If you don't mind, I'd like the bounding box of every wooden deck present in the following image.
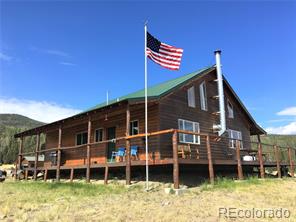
[16,129,295,188]
[26,158,290,173]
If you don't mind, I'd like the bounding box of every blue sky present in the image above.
[0,1,296,134]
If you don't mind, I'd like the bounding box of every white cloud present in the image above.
[45,49,69,57]
[0,52,13,61]
[277,107,296,116]
[60,62,76,66]
[265,106,296,135]
[0,98,82,123]
[266,122,296,135]
[30,46,69,57]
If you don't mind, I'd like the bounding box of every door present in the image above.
[107,127,116,161]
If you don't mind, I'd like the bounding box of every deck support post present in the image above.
[44,169,48,182]
[257,135,265,178]
[34,133,40,180]
[206,135,214,184]
[56,126,62,182]
[25,169,28,180]
[288,147,294,178]
[104,166,109,185]
[70,168,74,182]
[236,140,243,180]
[274,145,281,178]
[86,116,92,183]
[16,137,24,180]
[172,130,179,189]
[125,105,131,185]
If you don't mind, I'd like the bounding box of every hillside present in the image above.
[0,114,44,130]
[0,114,45,164]
[252,134,296,147]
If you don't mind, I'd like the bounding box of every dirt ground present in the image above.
[0,176,295,222]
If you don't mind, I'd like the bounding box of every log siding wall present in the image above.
[158,70,251,160]
[43,70,253,166]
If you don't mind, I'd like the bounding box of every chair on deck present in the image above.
[178,144,199,159]
[111,147,126,162]
[131,146,139,160]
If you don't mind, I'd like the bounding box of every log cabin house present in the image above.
[15,63,295,187]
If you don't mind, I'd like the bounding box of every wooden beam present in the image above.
[104,166,109,185]
[86,116,92,183]
[16,137,23,180]
[236,140,243,180]
[274,145,281,178]
[56,126,62,182]
[25,169,28,180]
[172,130,179,189]
[257,135,265,178]
[125,105,131,185]
[44,169,48,182]
[206,135,214,184]
[70,168,74,182]
[34,133,40,180]
[288,147,294,178]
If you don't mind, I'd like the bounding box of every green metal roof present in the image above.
[84,66,215,113]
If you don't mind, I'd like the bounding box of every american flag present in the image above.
[146,32,183,70]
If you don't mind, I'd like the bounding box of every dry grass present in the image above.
[0,178,295,222]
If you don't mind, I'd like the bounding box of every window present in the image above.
[95,128,104,142]
[130,120,139,135]
[228,129,243,149]
[199,81,207,111]
[178,119,200,144]
[76,132,88,145]
[187,86,196,108]
[227,100,234,118]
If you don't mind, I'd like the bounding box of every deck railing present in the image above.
[15,129,296,188]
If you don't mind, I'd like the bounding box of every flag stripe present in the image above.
[148,54,179,70]
[160,44,184,53]
[147,52,181,66]
[146,48,181,62]
[147,54,179,67]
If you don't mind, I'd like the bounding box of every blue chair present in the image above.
[131,146,139,160]
[110,147,126,162]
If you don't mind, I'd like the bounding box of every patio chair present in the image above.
[178,144,199,159]
[131,146,139,160]
[111,147,126,162]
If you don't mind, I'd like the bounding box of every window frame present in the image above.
[227,99,234,118]
[94,128,104,142]
[187,86,196,108]
[199,81,208,111]
[130,120,139,136]
[75,131,88,146]
[178,119,200,145]
[227,129,243,149]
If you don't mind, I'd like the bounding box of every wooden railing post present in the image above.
[86,116,92,183]
[257,135,265,178]
[125,105,131,185]
[206,135,214,184]
[34,133,40,180]
[236,140,243,180]
[274,145,281,178]
[16,137,23,180]
[288,147,294,178]
[172,130,179,189]
[56,126,62,182]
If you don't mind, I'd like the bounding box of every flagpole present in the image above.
[144,22,149,191]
